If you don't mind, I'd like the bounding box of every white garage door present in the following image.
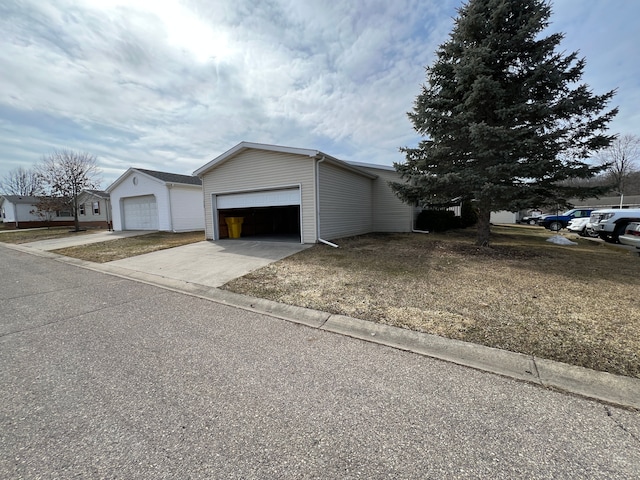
[217,188,300,209]
[123,195,158,230]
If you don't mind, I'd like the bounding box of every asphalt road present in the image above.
[1,245,639,479]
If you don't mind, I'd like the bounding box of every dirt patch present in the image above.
[224,228,640,378]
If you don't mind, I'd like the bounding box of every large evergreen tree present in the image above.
[392,0,617,246]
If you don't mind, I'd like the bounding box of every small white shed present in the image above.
[106,168,204,232]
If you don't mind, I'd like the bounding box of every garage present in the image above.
[122,195,158,230]
[214,188,301,241]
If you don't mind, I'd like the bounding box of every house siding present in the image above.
[0,198,75,228]
[357,166,414,232]
[77,194,112,228]
[201,150,316,243]
[169,185,205,232]
[318,162,373,240]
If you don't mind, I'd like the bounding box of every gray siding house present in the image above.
[193,142,414,244]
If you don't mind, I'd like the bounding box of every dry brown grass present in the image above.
[0,227,96,243]
[52,231,205,262]
[224,226,640,378]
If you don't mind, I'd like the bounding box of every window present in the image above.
[79,203,86,215]
[56,210,72,217]
[93,201,100,215]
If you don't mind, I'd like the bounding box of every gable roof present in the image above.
[135,168,202,186]
[106,167,202,192]
[193,141,377,179]
[0,195,40,205]
[80,189,110,199]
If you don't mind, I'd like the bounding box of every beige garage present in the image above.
[194,142,415,244]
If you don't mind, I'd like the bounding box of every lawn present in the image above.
[0,226,96,243]
[223,225,640,378]
[51,231,205,262]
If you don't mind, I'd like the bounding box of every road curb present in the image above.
[3,241,639,410]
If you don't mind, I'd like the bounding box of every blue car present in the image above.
[538,209,594,232]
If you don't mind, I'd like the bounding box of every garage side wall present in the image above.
[110,174,170,231]
[318,162,373,240]
[169,186,205,232]
[358,167,414,232]
[201,150,316,242]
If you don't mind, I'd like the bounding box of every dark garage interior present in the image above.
[218,205,300,241]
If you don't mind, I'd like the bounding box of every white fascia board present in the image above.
[105,168,136,193]
[347,160,396,172]
[105,168,164,192]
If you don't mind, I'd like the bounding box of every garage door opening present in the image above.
[218,205,300,242]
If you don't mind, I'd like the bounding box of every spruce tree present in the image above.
[392,0,617,246]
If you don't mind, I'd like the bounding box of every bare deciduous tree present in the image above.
[37,150,102,232]
[597,134,640,195]
[0,166,43,196]
[30,196,69,229]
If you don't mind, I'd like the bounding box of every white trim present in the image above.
[348,160,396,172]
[106,168,201,193]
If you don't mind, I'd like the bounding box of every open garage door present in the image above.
[214,188,301,242]
[123,195,158,230]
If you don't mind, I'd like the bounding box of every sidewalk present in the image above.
[3,240,639,410]
[15,230,151,251]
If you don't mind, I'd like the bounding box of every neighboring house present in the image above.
[77,190,112,229]
[106,168,204,232]
[0,195,74,229]
[193,142,414,244]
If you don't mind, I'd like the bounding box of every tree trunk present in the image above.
[73,196,80,232]
[475,204,491,247]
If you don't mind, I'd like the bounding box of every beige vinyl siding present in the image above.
[201,150,316,242]
[318,162,373,240]
[358,166,414,232]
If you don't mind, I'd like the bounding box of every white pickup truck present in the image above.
[589,208,640,243]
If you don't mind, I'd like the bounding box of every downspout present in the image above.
[167,183,174,232]
[106,196,112,231]
[315,155,339,248]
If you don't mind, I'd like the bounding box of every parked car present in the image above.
[589,208,640,243]
[618,222,640,249]
[566,217,590,235]
[538,208,594,232]
[520,213,543,225]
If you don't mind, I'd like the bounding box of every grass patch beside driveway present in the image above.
[0,226,96,244]
[223,226,640,378]
[52,231,205,262]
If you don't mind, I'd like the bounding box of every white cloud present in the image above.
[0,0,637,189]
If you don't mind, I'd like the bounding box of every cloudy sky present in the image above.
[1,0,639,189]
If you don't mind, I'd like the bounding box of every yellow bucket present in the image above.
[225,217,244,239]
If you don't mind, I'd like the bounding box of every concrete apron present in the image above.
[105,239,311,288]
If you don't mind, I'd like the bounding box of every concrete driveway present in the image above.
[106,239,311,288]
